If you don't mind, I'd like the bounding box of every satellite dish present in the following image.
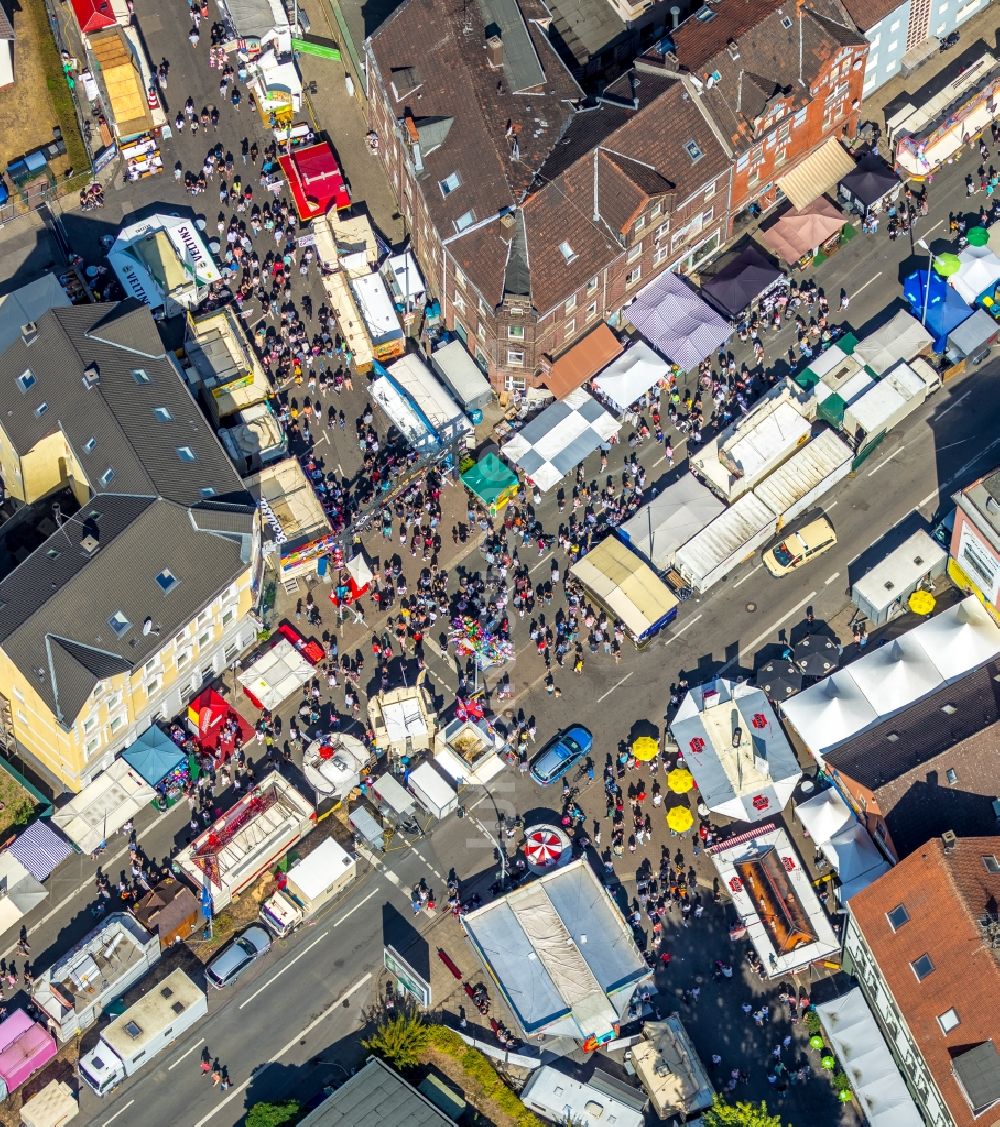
[143,617,153,636]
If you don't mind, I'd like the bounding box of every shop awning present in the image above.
[543,323,623,399]
[778,138,856,210]
[121,726,186,787]
[570,537,678,642]
[627,271,732,371]
[279,142,350,221]
[758,197,847,265]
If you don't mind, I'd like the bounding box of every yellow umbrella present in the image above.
[632,736,659,762]
[666,805,694,833]
[908,590,936,616]
[667,768,694,794]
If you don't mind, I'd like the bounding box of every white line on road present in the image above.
[333,888,379,926]
[937,389,973,418]
[734,565,763,589]
[383,868,404,889]
[867,446,905,476]
[102,1100,135,1126]
[827,499,839,510]
[824,571,841,586]
[720,590,818,668]
[922,219,944,238]
[168,1040,205,1070]
[671,613,704,638]
[530,551,553,574]
[918,435,1000,508]
[193,974,374,1127]
[597,671,633,702]
[853,271,884,297]
[240,929,333,1010]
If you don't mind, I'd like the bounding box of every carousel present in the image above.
[523,824,572,873]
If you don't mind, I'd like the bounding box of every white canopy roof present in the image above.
[815,989,922,1127]
[950,244,1000,305]
[385,353,472,444]
[618,475,724,571]
[670,679,802,822]
[795,787,853,843]
[570,536,678,642]
[852,310,933,375]
[782,596,1000,758]
[238,638,314,712]
[52,759,156,854]
[287,837,354,902]
[591,341,670,413]
[0,854,47,936]
[795,789,890,901]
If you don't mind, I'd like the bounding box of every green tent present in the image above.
[461,452,518,514]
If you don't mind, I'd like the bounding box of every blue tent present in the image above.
[121,726,185,787]
[903,269,972,352]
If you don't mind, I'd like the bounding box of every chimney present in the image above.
[486,35,504,68]
[941,830,956,854]
[83,362,100,388]
[20,322,38,345]
[727,38,740,60]
[80,530,100,554]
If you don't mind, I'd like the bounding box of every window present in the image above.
[198,608,213,627]
[108,713,125,734]
[736,153,749,171]
[587,275,599,294]
[886,904,909,931]
[154,407,172,422]
[946,767,958,785]
[565,294,577,313]
[200,487,217,499]
[656,222,668,242]
[47,548,59,559]
[132,368,150,384]
[221,607,237,628]
[704,180,715,201]
[85,734,102,758]
[702,207,715,226]
[16,711,26,725]
[794,107,808,127]
[177,446,196,462]
[35,402,48,417]
[144,676,161,697]
[654,244,670,266]
[439,171,461,196]
[83,437,97,453]
[506,350,525,367]
[627,242,643,263]
[559,241,577,263]
[453,292,466,314]
[224,642,240,663]
[564,320,576,338]
[911,954,934,981]
[198,630,212,650]
[12,687,24,703]
[634,215,646,231]
[626,266,642,288]
[108,611,131,638]
[507,325,525,340]
[156,568,179,594]
[586,301,598,320]
[937,1009,960,1034]
[100,468,115,487]
[984,855,1000,874]
[16,370,36,393]
[454,268,466,290]
[106,691,123,709]
[650,202,661,220]
[684,140,703,162]
[455,210,475,232]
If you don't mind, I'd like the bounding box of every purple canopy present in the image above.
[8,821,73,880]
[628,272,733,371]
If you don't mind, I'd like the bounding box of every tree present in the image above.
[703,1095,783,1127]
[245,1099,302,1127]
[362,1012,429,1070]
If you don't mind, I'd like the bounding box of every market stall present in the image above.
[617,475,724,572]
[52,759,156,855]
[501,386,619,492]
[186,689,255,758]
[591,341,670,414]
[569,536,679,645]
[838,148,900,217]
[385,354,473,448]
[851,310,932,375]
[794,789,890,903]
[626,270,732,371]
[523,824,571,873]
[121,725,189,807]
[71,0,121,34]
[758,197,847,267]
[368,684,436,762]
[248,457,335,579]
[947,307,998,364]
[902,269,972,352]
[253,49,302,118]
[752,429,853,527]
[461,451,519,516]
[0,854,47,936]
[351,272,404,362]
[109,213,221,316]
[430,340,493,416]
[330,552,373,609]
[89,27,155,145]
[238,637,315,711]
[322,270,373,372]
[407,761,458,820]
[701,244,784,321]
[7,821,73,881]
[674,492,778,594]
[301,734,370,802]
[278,142,350,221]
[851,530,947,627]
[433,713,506,787]
[841,360,940,444]
[0,1011,58,1101]
[386,251,426,308]
[19,1079,79,1127]
[949,244,1000,306]
[542,323,623,400]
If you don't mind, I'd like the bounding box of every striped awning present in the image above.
[777,138,856,211]
[8,822,74,880]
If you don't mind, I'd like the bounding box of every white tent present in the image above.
[795,787,853,843]
[816,989,922,1127]
[591,341,670,413]
[912,594,1000,679]
[238,638,315,711]
[52,759,156,855]
[852,310,933,375]
[19,1079,79,1127]
[795,789,889,902]
[950,244,1000,305]
[618,476,724,571]
[780,670,878,757]
[0,854,47,935]
[502,387,620,492]
[569,537,678,643]
[385,353,472,446]
[847,634,943,715]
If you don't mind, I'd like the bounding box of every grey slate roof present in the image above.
[479,0,546,92]
[0,302,250,508]
[300,1059,452,1126]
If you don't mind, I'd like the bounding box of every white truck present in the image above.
[79,969,208,1097]
[259,836,357,938]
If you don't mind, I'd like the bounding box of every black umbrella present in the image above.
[794,635,840,677]
[756,659,803,700]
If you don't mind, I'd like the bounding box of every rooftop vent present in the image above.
[83,363,100,388]
[80,531,100,554]
[727,38,740,60]
[942,829,957,853]
[21,322,38,345]
[500,212,517,230]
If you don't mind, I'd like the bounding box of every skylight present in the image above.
[108,611,131,638]
[911,954,934,981]
[455,210,475,232]
[886,904,909,931]
[35,402,48,417]
[200,487,217,499]
[83,437,97,453]
[685,140,704,162]
[177,446,197,462]
[156,568,179,594]
[154,407,172,422]
[439,171,461,197]
[100,468,115,486]
[559,241,577,263]
[16,370,36,393]
[132,369,151,384]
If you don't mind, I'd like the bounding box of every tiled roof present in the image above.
[849,836,1000,1127]
[301,1058,452,1126]
[0,5,13,39]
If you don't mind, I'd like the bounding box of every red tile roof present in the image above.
[849,836,1000,1127]
[838,0,903,32]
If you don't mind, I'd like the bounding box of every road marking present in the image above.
[671,613,704,638]
[383,868,404,889]
[922,219,944,237]
[168,1040,205,1070]
[103,1100,135,1126]
[240,929,333,1009]
[824,571,841,586]
[720,590,818,668]
[867,446,904,476]
[853,271,883,297]
[333,888,379,926]
[827,499,839,511]
[597,671,633,703]
[734,564,763,588]
[937,389,972,418]
[192,974,374,1127]
[530,551,553,574]
[924,435,1000,506]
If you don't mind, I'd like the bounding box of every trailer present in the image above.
[675,494,777,593]
[259,836,357,938]
[841,359,940,444]
[79,970,208,1097]
[407,762,459,821]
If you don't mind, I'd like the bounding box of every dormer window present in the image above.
[439,171,461,197]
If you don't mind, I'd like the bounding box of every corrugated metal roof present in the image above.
[752,429,852,516]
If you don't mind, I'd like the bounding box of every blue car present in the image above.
[530,726,593,785]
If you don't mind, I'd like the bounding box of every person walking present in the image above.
[200,1048,212,1076]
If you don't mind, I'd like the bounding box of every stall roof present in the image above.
[794,789,890,902]
[948,307,998,358]
[701,244,783,320]
[815,990,922,1127]
[238,638,315,711]
[632,1017,714,1119]
[408,762,456,810]
[351,273,402,346]
[279,143,350,220]
[0,854,46,937]
[752,429,852,518]
[387,252,425,301]
[627,271,732,371]
[461,452,518,508]
[502,386,619,492]
[462,859,648,1037]
[225,0,289,37]
[288,837,354,901]
[570,536,678,641]
[839,148,899,207]
[19,1078,78,1127]
[52,759,156,854]
[8,822,73,882]
[591,341,670,413]
[758,197,847,265]
[543,324,623,399]
[674,493,776,588]
[0,1010,57,1093]
[951,244,1000,305]
[430,340,493,412]
[121,726,185,787]
[618,475,724,571]
[851,530,946,619]
[670,679,802,822]
[89,28,153,139]
[777,138,855,210]
[247,457,332,550]
[852,310,933,375]
[386,353,472,442]
[71,0,117,33]
[370,375,434,452]
[903,269,972,352]
[372,772,417,816]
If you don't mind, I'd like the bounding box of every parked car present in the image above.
[763,517,837,577]
[530,726,593,785]
[206,925,271,989]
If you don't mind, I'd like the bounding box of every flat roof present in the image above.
[102,969,203,1055]
[288,837,354,901]
[248,457,332,545]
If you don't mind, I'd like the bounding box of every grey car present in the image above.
[206,925,272,989]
